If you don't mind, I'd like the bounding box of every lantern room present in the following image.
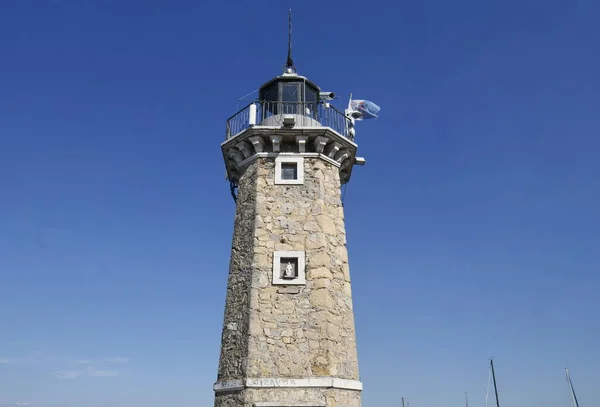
[257,73,322,126]
[260,73,320,106]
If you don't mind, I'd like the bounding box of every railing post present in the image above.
[248,103,257,127]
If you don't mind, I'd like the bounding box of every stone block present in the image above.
[309,267,333,279]
[316,215,337,236]
[309,289,334,309]
[277,287,301,294]
[309,252,331,268]
[313,279,331,289]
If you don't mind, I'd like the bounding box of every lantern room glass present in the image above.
[260,79,319,119]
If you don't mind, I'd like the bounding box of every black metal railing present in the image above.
[225,104,253,141]
[225,101,352,140]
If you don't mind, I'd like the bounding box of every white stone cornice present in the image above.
[316,153,343,168]
[221,126,357,150]
[222,127,358,184]
[214,377,363,393]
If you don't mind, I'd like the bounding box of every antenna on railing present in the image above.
[236,88,259,111]
[238,89,259,102]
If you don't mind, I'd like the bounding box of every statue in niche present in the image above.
[283,261,295,278]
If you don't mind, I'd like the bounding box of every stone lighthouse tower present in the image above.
[214,16,365,407]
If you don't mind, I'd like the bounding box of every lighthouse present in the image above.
[214,13,370,407]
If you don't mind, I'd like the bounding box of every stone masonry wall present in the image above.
[247,157,360,380]
[216,161,259,380]
[215,155,361,407]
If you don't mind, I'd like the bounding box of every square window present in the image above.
[273,251,305,285]
[280,163,298,180]
[275,156,304,185]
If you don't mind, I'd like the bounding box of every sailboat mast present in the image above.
[402,397,405,407]
[465,390,469,407]
[484,367,491,407]
[565,367,580,407]
[490,359,500,407]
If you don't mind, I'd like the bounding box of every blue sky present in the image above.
[0,0,599,406]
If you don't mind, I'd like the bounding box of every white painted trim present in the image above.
[331,378,363,390]
[315,153,342,168]
[275,156,304,185]
[254,403,326,407]
[214,377,363,393]
[273,251,306,285]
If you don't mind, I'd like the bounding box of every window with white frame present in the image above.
[272,251,306,285]
[275,156,304,185]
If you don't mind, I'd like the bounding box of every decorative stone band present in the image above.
[213,377,363,393]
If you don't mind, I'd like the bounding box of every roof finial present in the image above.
[284,9,296,74]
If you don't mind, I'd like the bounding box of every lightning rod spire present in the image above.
[284,9,296,74]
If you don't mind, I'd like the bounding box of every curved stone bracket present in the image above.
[313,136,329,154]
[335,149,350,164]
[270,135,282,152]
[325,142,342,159]
[236,141,253,159]
[228,148,245,169]
[296,135,309,153]
[249,136,265,153]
